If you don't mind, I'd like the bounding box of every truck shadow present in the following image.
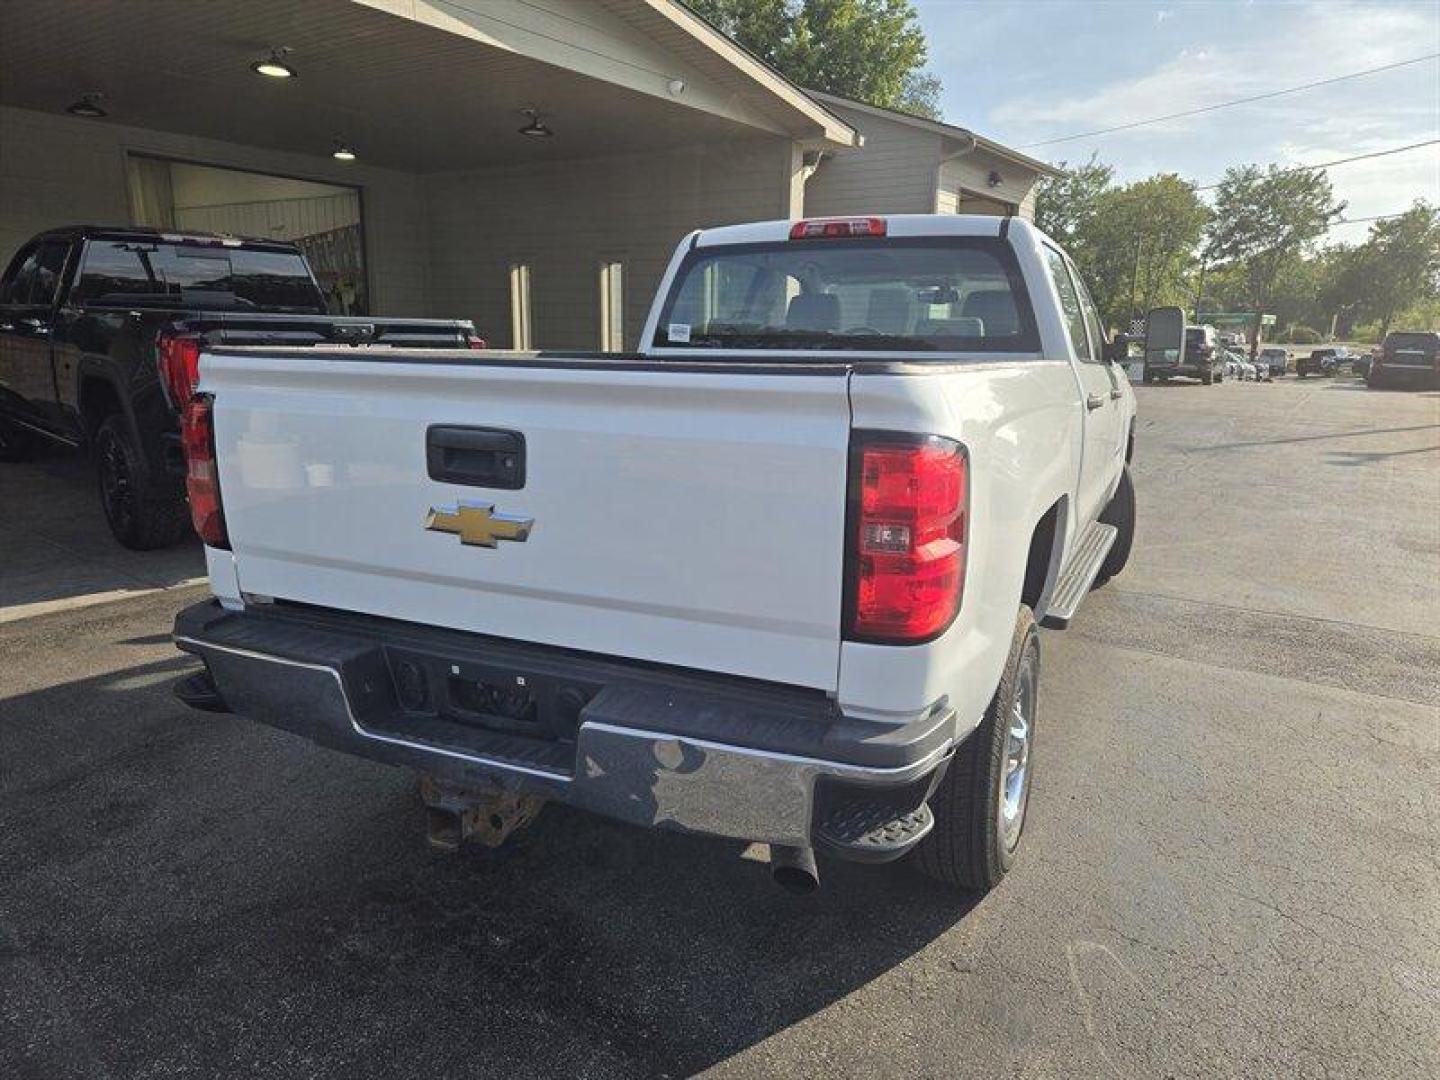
[0,658,975,1079]
[0,445,204,617]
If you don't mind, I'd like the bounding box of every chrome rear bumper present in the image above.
[174,601,954,854]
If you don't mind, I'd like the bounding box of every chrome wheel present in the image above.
[998,649,1036,853]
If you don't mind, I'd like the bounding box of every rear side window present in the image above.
[1042,247,1088,361]
[0,241,70,306]
[653,237,1040,353]
[74,240,324,312]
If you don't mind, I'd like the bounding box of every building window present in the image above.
[509,262,533,350]
[599,260,624,352]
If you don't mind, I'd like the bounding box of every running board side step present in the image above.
[1040,521,1117,629]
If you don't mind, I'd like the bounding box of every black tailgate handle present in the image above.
[426,426,525,489]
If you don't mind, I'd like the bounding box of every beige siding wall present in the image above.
[803,109,941,217]
[938,147,1040,219]
[0,105,428,314]
[422,136,798,349]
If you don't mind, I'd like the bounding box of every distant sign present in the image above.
[1196,312,1278,329]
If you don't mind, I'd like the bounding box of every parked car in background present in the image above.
[1147,323,1223,383]
[1225,349,1256,380]
[1353,349,1375,380]
[1368,331,1440,389]
[1259,347,1288,377]
[0,226,484,548]
[171,214,1140,896]
[1297,348,1336,377]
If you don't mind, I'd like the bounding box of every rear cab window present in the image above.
[73,239,325,312]
[652,237,1040,354]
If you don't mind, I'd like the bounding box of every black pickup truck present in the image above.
[0,226,482,548]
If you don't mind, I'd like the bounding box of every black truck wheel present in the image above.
[96,415,190,550]
[1094,466,1135,587]
[1200,366,1214,385]
[0,417,35,462]
[912,605,1039,893]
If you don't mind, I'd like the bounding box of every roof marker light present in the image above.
[789,217,887,240]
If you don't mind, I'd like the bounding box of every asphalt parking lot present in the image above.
[1,375,1437,1079]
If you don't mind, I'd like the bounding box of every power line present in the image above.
[1325,211,1417,231]
[1192,138,1440,190]
[1020,53,1440,149]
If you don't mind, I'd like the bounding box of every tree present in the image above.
[1073,174,1208,328]
[1032,155,1113,250]
[1346,202,1440,337]
[1204,165,1344,353]
[687,0,941,116]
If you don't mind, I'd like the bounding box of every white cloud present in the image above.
[993,1,1435,139]
[1155,9,1172,22]
[986,0,1439,225]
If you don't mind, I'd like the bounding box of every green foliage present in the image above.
[1033,156,1113,249]
[687,0,941,115]
[1071,174,1208,327]
[1203,165,1343,336]
[897,70,943,120]
[1340,202,1440,336]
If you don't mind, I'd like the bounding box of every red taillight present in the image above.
[789,217,887,240]
[846,435,967,643]
[465,333,488,350]
[181,396,228,548]
[157,332,202,408]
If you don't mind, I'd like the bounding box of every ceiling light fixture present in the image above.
[517,108,553,138]
[66,92,107,118]
[331,140,357,162]
[251,47,296,79]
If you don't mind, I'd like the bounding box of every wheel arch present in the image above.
[1021,495,1068,621]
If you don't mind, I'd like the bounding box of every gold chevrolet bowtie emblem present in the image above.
[424,502,534,548]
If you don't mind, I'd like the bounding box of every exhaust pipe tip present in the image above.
[769,844,819,895]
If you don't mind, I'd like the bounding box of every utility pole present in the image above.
[1129,235,1143,323]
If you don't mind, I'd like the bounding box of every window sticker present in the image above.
[667,322,691,343]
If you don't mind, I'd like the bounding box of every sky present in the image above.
[913,0,1440,245]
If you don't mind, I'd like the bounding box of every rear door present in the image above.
[0,240,69,430]
[204,352,854,691]
[1042,246,1117,524]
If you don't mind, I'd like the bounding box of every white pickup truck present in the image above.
[172,215,1137,895]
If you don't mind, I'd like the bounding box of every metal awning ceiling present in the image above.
[0,0,835,172]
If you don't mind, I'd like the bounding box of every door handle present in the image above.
[426,426,526,489]
[1085,393,1106,410]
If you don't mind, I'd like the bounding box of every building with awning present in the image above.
[1,0,1055,348]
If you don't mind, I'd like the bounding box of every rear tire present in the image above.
[1201,367,1214,385]
[912,606,1039,893]
[0,417,35,462]
[95,414,190,550]
[1094,466,1135,587]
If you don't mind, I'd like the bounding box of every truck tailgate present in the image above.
[203,352,853,690]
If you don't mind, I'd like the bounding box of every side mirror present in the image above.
[1144,306,1186,367]
[1103,338,1128,364]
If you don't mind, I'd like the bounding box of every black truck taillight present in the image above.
[181,395,228,548]
[844,433,967,643]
